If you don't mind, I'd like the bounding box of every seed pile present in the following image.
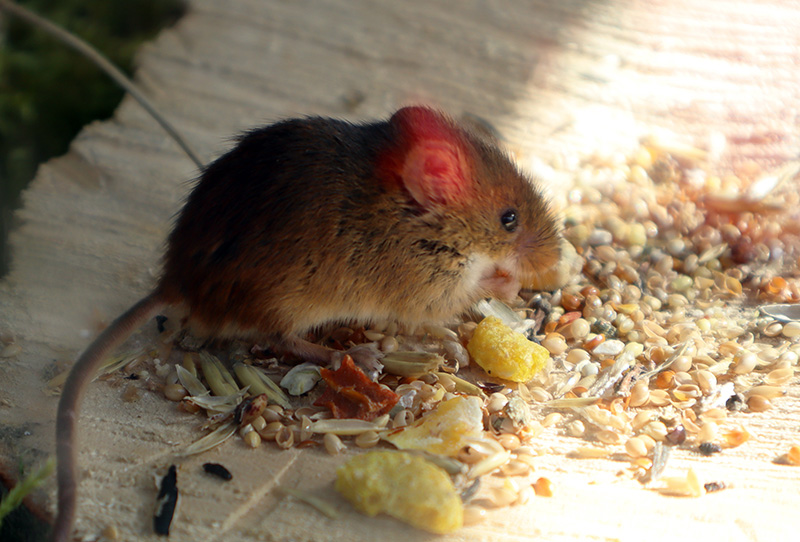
[141,138,800,530]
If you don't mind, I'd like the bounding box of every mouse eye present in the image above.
[500,209,518,232]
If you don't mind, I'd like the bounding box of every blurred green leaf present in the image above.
[0,0,185,276]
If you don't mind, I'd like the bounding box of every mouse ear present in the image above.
[391,107,472,208]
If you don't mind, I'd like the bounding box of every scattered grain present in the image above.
[487,392,509,413]
[782,322,800,338]
[641,421,668,441]
[497,433,522,451]
[532,477,553,497]
[723,426,751,448]
[625,436,648,458]
[243,430,262,448]
[697,422,718,443]
[566,420,585,437]
[746,395,772,412]
[731,351,758,374]
[787,445,800,465]
[542,412,563,428]
[163,383,188,402]
[542,333,568,355]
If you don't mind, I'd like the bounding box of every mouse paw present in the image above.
[331,343,384,380]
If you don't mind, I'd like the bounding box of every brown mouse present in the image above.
[53,106,561,541]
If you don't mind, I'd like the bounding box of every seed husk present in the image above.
[280,362,322,396]
[747,385,784,399]
[642,421,668,441]
[251,416,267,432]
[257,421,284,440]
[566,420,585,437]
[467,449,511,479]
[382,352,444,377]
[629,380,650,407]
[497,433,521,451]
[528,387,551,402]
[232,363,291,408]
[436,372,486,397]
[542,412,563,428]
[782,321,800,338]
[308,416,389,435]
[279,486,339,519]
[648,390,671,407]
[694,370,717,393]
[354,430,380,448]
[764,368,793,386]
[185,388,248,414]
[631,411,654,431]
[657,468,704,497]
[697,422,718,443]
[380,336,399,353]
[262,406,283,423]
[596,430,623,445]
[0,343,22,358]
[175,364,208,397]
[183,422,237,456]
[392,408,415,428]
[363,330,385,342]
[323,433,346,455]
[462,505,488,525]
[275,425,295,449]
[571,446,611,459]
[199,352,238,396]
[501,459,531,477]
[486,392,509,413]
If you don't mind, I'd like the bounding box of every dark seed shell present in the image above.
[202,462,233,481]
[703,481,727,493]
[666,425,687,445]
[725,393,745,412]
[698,442,722,456]
[154,465,178,535]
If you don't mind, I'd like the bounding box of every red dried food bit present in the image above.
[314,355,399,420]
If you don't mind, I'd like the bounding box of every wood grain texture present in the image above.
[1,1,798,540]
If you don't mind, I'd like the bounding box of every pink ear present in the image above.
[391,107,471,208]
[401,140,470,207]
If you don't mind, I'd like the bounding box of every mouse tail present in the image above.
[53,292,164,542]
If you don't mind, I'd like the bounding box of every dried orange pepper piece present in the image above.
[314,355,399,420]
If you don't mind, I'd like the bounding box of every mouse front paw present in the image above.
[331,343,384,380]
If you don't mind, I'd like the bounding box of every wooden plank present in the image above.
[1,0,799,540]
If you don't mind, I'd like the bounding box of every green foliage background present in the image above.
[0,2,185,539]
[0,0,184,276]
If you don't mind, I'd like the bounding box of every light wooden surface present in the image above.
[1,1,799,540]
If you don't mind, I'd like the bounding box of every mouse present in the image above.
[52,105,562,541]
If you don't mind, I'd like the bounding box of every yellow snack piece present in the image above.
[335,450,463,534]
[467,316,549,382]
[383,395,483,456]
